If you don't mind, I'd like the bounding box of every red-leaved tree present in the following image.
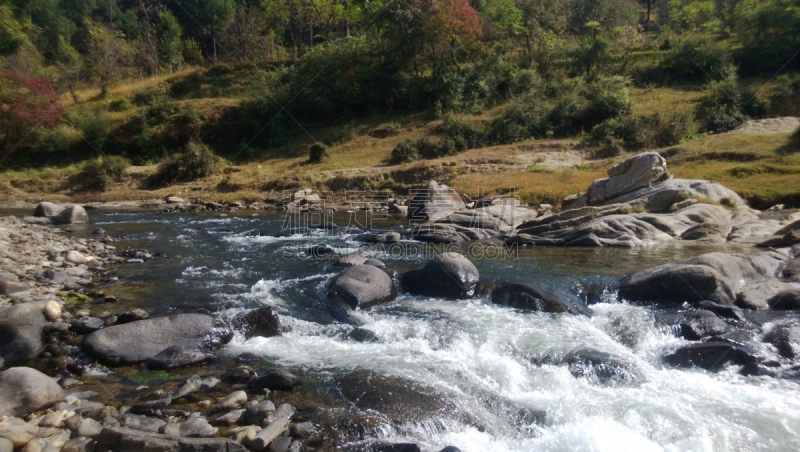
[0,70,63,152]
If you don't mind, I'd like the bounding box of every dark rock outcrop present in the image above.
[663,342,757,370]
[232,306,281,339]
[490,282,592,316]
[401,253,479,299]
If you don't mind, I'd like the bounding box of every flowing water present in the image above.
[39,209,800,451]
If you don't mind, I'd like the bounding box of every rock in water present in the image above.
[232,306,280,339]
[563,349,640,385]
[490,281,592,315]
[328,265,397,309]
[246,370,300,392]
[33,202,64,218]
[663,342,757,371]
[400,252,479,299]
[81,314,231,366]
[0,304,46,366]
[764,323,800,359]
[147,346,216,370]
[676,310,728,340]
[587,152,668,205]
[407,181,465,222]
[0,367,66,417]
[53,206,88,225]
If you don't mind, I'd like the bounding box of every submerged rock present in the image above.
[401,252,479,299]
[232,306,280,339]
[490,281,592,316]
[663,342,757,371]
[246,370,300,393]
[764,323,800,359]
[147,346,216,370]
[81,314,231,366]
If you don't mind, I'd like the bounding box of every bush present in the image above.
[391,139,420,164]
[152,141,220,185]
[696,74,766,133]
[435,118,485,150]
[660,37,733,83]
[75,156,130,191]
[487,102,548,145]
[307,142,328,163]
[108,97,133,112]
[591,112,698,149]
[134,118,161,165]
[136,84,177,121]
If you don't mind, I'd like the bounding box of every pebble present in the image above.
[43,301,62,321]
[76,418,102,438]
[212,391,248,413]
[0,419,38,447]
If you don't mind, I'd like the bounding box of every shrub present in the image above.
[415,137,442,159]
[656,111,698,147]
[696,74,766,133]
[661,37,733,83]
[75,156,130,191]
[136,84,177,121]
[108,97,133,112]
[591,111,698,149]
[391,139,420,164]
[307,142,328,163]
[134,119,161,165]
[75,111,110,153]
[487,102,548,144]
[152,141,220,185]
[435,118,485,149]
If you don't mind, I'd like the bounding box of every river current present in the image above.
[53,209,800,451]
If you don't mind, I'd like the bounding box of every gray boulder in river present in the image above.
[33,201,64,218]
[53,205,89,225]
[401,252,479,299]
[328,264,397,310]
[407,180,465,222]
[0,304,46,367]
[82,314,232,366]
[490,281,592,315]
[0,366,65,417]
[617,251,787,307]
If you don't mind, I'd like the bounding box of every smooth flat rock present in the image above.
[81,314,231,366]
[407,181,465,222]
[328,265,397,310]
[147,346,216,370]
[588,152,668,205]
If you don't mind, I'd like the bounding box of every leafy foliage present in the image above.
[152,141,221,185]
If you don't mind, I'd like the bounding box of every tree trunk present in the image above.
[647,0,652,23]
[213,35,218,61]
[101,76,108,97]
[68,83,79,104]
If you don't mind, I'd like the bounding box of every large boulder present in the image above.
[407,181,465,222]
[328,265,397,310]
[94,427,247,452]
[0,367,65,417]
[587,152,669,205]
[663,342,757,371]
[33,202,64,218]
[490,282,592,315]
[618,251,785,306]
[82,314,232,366]
[764,323,800,359]
[0,304,45,367]
[53,205,89,225]
[401,252,479,299]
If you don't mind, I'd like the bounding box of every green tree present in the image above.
[54,35,83,103]
[85,20,132,97]
[183,0,236,60]
[155,10,184,71]
[0,5,27,56]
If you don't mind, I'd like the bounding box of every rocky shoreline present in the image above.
[3,151,800,451]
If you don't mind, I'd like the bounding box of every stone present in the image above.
[375,445,421,452]
[288,441,306,452]
[70,317,105,334]
[407,181,466,222]
[95,427,246,452]
[148,346,216,370]
[400,253,479,299]
[243,401,276,425]
[53,206,88,225]
[587,152,668,206]
[439,448,463,452]
[663,342,757,371]
[81,314,231,366]
[61,437,94,452]
[0,438,12,452]
[65,415,83,432]
[767,288,800,310]
[221,366,257,384]
[228,426,261,445]
[115,309,149,324]
[0,280,28,296]
[165,196,186,204]
[676,310,728,340]
[167,374,218,400]
[42,270,70,284]
[0,304,46,366]
[211,391,247,414]
[210,409,245,427]
[232,307,280,339]
[563,349,640,385]
[328,265,397,310]
[289,422,314,439]
[247,370,300,393]
[34,202,64,218]
[490,281,592,316]
[268,437,292,452]
[696,300,745,321]
[0,420,37,447]
[0,367,65,417]
[43,301,62,321]
[129,397,173,416]
[119,413,166,434]
[335,251,368,267]
[357,232,401,244]
[65,251,87,264]
[76,419,102,438]
[171,414,217,438]
[248,405,294,451]
[38,411,66,428]
[764,324,800,359]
